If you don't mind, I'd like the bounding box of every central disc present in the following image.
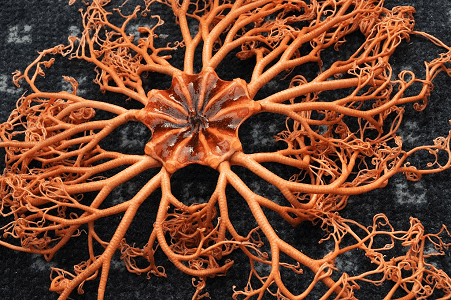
[136,69,259,173]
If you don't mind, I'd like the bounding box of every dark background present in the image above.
[1,1,451,299]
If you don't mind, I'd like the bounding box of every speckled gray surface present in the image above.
[1,1,451,299]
